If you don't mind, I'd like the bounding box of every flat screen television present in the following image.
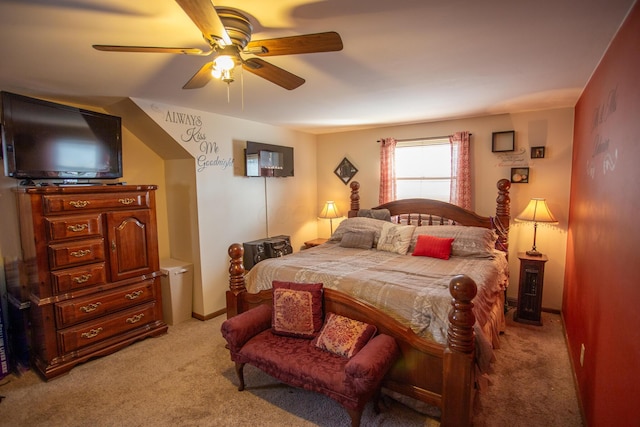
[245,141,294,177]
[1,91,123,183]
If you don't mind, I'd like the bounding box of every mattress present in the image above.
[244,241,509,346]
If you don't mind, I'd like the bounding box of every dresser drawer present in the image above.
[42,192,150,214]
[48,238,105,269]
[51,263,107,294]
[55,279,155,328]
[57,302,157,353]
[45,214,103,242]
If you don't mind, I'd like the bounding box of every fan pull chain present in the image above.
[241,66,245,111]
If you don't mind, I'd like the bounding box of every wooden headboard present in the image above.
[347,179,511,252]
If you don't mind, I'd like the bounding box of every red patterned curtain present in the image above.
[379,137,397,204]
[449,131,471,209]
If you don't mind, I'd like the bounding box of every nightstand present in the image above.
[514,252,548,326]
[304,238,328,249]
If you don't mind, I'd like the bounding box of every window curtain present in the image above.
[449,131,471,209]
[379,137,397,204]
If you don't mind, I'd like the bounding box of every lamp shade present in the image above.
[318,201,342,236]
[318,201,341,219]
[515,198,558,223]
[515,198,557,256]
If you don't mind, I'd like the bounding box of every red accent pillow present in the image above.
[312,312,377,358]
[272,281,324,338]
[412,234,454,260]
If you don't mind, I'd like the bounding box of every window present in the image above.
[395,138,450,201]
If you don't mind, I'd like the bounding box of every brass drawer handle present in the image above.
[72,274,92,284]
[125,290,144,300]
[118,198,135,205]
[67,224,88,232]
[69,200,90,208]
[126,313,145,324]
[81,327,103,339]
[70,249,91,258]
[79,302,102,313]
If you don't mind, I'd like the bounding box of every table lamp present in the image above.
[318,201,341,235]
[515,198,558,256]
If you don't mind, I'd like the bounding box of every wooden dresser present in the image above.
[15,185,167,379]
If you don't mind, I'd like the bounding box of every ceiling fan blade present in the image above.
[243,58,305,90]
[245,32,343,56]
[183,62,213,89]
[174,0,231,45]
[93,45,211,55]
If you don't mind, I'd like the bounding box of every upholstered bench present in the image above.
[221,283,400,427]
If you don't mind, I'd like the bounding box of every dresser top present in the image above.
[15,184,157,194]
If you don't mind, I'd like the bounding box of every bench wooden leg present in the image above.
[235,362,246,391]
[346,408,362,427]
[372,388,383,414]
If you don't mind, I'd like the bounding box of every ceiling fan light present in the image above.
[221,69,234,83]
[214,54,235,71]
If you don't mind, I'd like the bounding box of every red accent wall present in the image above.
[564,2,640,425]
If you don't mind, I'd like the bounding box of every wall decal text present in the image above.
[163,108,234,173]
[587,86,618,179]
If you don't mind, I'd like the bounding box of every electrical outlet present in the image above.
[580,344,585,367]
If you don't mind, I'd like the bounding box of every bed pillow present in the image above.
[272,281,324,339]
[412,234,454,260]
[376,222,415,255]
[329,217,386,246]
[357,208,391,222]
[339,230,375,249]
[312,312,377,358]
[411,225,498,258]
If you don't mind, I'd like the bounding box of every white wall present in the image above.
[316,108,574,310]
[132,99,318,316]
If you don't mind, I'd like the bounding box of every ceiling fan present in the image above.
[92,0,343,90]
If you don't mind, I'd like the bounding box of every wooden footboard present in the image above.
[226,244,477,426]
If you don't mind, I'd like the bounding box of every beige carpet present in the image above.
[0,309,582,426]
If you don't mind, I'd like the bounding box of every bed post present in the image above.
[495,178,511,252]
[442,274,477,427]
[348,180,360,217]
[226,243,246,318]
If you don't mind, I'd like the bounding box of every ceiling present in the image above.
[0,0,635,135]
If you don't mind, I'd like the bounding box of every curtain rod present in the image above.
[377,134,472,143]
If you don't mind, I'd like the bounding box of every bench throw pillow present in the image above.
[313,312,377,358]
[272,281,324,339]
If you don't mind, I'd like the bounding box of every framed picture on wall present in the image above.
[531,146,546,159]
[334,157,358,184]
[492,131,515,152]
[511,167,529,184]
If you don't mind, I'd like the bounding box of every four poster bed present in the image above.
[226,179,511,426]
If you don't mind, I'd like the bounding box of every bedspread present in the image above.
[244,241,509,346]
